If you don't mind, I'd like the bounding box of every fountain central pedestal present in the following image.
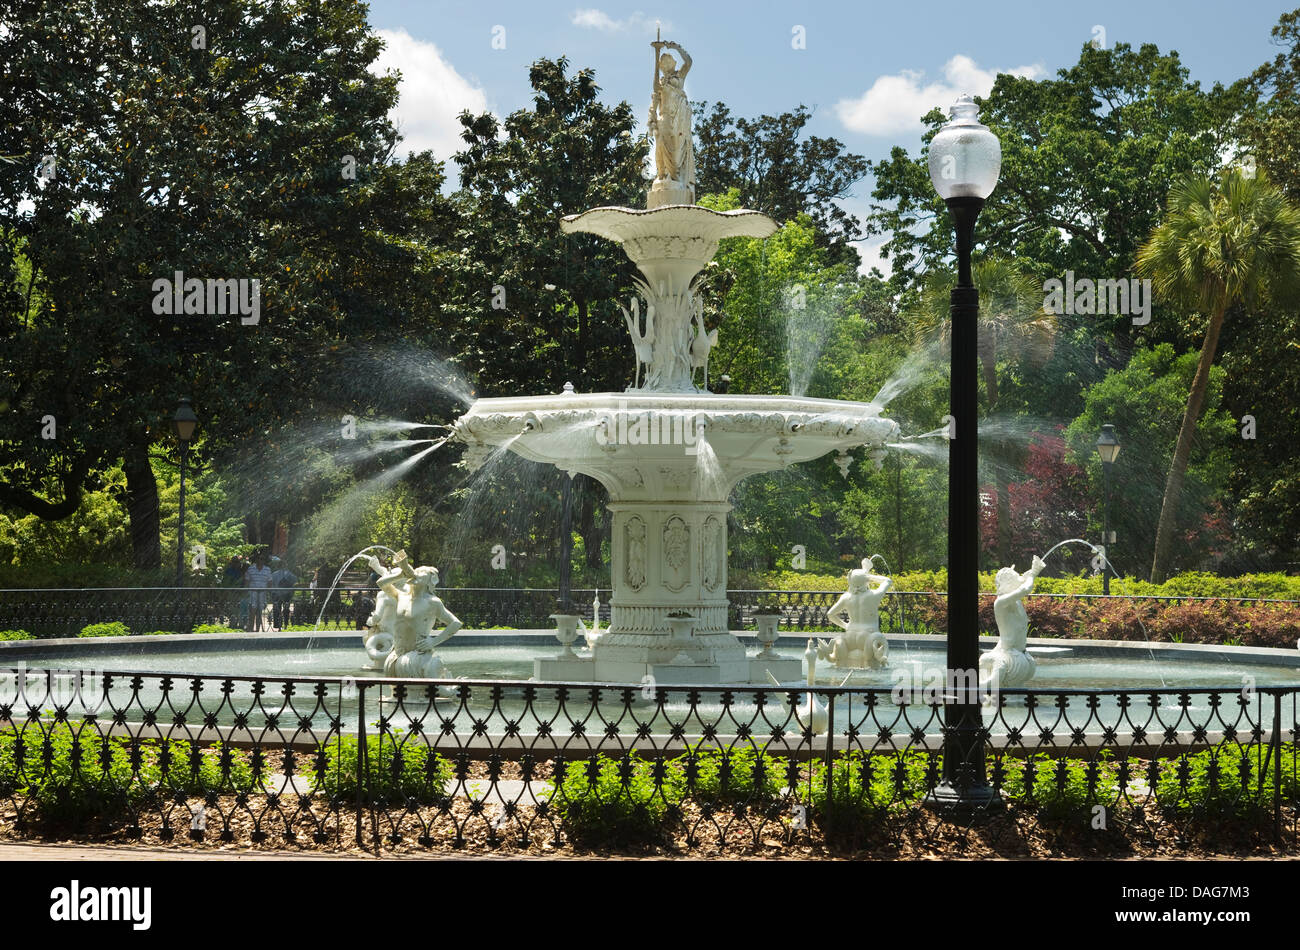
[453,392,898,683]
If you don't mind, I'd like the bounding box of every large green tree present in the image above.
[0,0,454,568]
[1136,170,1300,582]
[693,102,869,267]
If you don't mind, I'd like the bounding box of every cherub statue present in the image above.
[376,557,463,678]
[647,37,695,200]
[817,557,891,669]
[980,554,1045,688]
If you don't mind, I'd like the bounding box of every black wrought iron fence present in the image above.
[3,586,1293,639]
[0,668,1295,853]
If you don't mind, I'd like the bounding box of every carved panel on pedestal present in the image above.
[662,516,690,592]
[701,515,723,592]
[625,517,647,591]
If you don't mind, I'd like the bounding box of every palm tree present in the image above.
[908,257,1057,565]
[1137,169,1300,582]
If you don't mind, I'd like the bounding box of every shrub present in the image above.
[0,629,33,640]
[1154,744,1297,818]
[808,751,931,842]
[0,723,136,828]
[193,624,239,635]
[311,729,453,805]
[550,754,684,847]
[0,726,268,829]
[998,753,1118,821]
[144,740,264,795]
[679,746,781,806]
[77,621,130,638]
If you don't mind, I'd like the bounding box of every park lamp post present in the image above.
[172,398,198,591]
[925,94,1001,812]
[1095,424,1121,595]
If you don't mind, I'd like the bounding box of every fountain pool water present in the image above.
[4,633,1295,744]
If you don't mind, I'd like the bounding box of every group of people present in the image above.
[221,551,299,632]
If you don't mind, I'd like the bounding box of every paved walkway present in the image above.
[0,841,535,860]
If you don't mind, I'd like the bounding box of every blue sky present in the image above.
[363,0,1292,269]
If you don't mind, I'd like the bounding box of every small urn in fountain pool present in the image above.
[752,607,782,658]
[666,611,698,649]
[550,611,582,658]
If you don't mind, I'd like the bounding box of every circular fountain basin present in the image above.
[4,632,1296,751]
[454,391,899,495]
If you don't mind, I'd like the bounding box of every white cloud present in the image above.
[854,239,890,277]
[835,55,1043,137]
[571,9,671,34]
[373,28,489,162]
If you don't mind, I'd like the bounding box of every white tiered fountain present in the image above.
[452,37,899,685]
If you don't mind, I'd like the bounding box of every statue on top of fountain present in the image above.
[647,35,695,209]
[816,557,892,669]
[365,552,463,678]
[980,554,1045,688]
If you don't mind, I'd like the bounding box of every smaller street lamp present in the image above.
[1095,424,1121,594]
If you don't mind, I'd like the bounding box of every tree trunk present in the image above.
[122,440,161,570]
[1149,304,1226,583]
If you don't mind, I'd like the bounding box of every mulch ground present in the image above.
[3,785,1294,860]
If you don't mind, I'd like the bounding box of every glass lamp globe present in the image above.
[1096,424,1121,465]
[172,398,199,443]
[928,95,1002,201]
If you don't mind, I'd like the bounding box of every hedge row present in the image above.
[735,569,1300,600]
[891,594,1300,649]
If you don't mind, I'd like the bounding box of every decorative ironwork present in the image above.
[0,667,1294,852]
[1,587,1289,639]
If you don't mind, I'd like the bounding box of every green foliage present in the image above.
[148,740,262,796]
[77,621,130,638]
[682,746,782,806]
[312,729,453,805]
[550,754,684,847]
[0,724,263,829]
[998,753,1117,821]
[192,624,239,635]
[808,751,931,841]
[1154,744,1297,818]
[734,568,1300,599]
[0,629,32,640]
[0,467,131,567]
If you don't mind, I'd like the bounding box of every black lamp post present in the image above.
[1095,424,1121,594]
[925,95,1002,812]
[172,398,198,589]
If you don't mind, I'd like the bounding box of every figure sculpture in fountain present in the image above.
[817,557,891,669]
[647,36,695,208]
[362,552,405,667]
[980,555,1045,688]
[619,297,655,389]
[370,555,463,678]
[689,298,717,387]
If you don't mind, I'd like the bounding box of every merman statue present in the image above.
[370,554,463,678]
[816,557,891,669]
[980,555,1045,688]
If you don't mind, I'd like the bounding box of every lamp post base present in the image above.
[923,781,1003,821]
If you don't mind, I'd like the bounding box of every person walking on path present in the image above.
[244,552,273,632]
[269,559,298,631]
